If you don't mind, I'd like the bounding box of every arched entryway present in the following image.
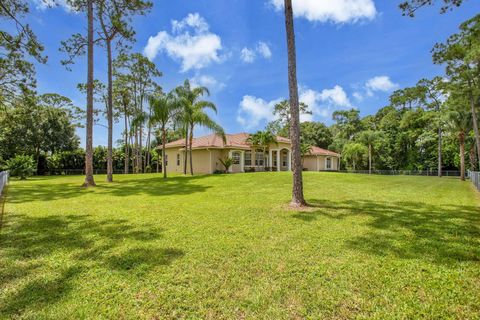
[269,148,291,171]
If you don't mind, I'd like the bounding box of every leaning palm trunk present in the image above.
[459,133,465,181]
[284,0,306,207]
[162,126,167,179]
[83,0,96,187]
[183,125,188,174]
[189,124,194,175]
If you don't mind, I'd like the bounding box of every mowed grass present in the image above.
[1,172,479,319]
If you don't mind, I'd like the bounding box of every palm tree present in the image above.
[358,130,380,174]
[175,80,224,175]
[342,142,368,171]
[189,106,225,175]
[447,109,472,181]
[247,130,277,170]
[149,91,180,179]
[284,0,306,207]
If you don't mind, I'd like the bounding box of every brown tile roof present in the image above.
[163,133,340,156]
[164,133,290,150]
[307,146,341,157]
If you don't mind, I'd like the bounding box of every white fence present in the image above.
[335,170,461,176]
[0,171,9,196]
[470,171,480,191]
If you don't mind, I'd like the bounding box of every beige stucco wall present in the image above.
[164,145,339,174]
[164,148,228,174]
[303,156,318,171]
[303,155,339,171]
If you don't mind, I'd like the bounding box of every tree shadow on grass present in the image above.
[8,175,212,204]
[0,213,184,317]
[292,199,480,265]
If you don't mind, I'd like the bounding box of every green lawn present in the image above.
[1,172,479,319]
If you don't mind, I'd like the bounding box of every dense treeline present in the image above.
[1,0,224,180]
[265,14,480,181]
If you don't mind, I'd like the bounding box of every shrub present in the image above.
[6,155,36,179]
[218,157,234,173]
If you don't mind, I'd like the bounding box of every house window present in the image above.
[326,157,332,169]
[282,152,288,167]
[273,151,278,166]
[165,154,168,166]
[244,151,252,166]
[177,154,180,166]
[255,149,264,166]
[232,152,241,165]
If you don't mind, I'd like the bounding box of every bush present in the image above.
[6,155,36,179]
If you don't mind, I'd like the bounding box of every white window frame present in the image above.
[255,149,264,166]
[326,157,332,170]
[244,151,252,166]
[232,152,241,165]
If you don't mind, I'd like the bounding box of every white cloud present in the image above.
[257,42,272,59]
[365,76,399,96]
[240,41,272,63]
[353,91,364,101]
[237,96,282,128]
[270,0,377,23]
[319,85,353,107]
[240,48,256,63]
[190,75,226,92]
[143,13,223,72]
[299,85,353,121]
[237,85,353,129]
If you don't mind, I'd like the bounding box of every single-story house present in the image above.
[161,133,340,174]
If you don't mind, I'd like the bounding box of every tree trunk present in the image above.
[183,125,188,174]
[106,39,113,182]
[83,0,96,187]
[139,126,143,173]
[437,126,442,178]
[459,133,465,181]
[145,105,152,171]
[124,112,129,174]
[284,0,306,207]
[189,123,194,175]
[134,129,139,173]
[35,146,40,175]
[470,95,480,164]
[368,144,372,174]
[162,126,167,179]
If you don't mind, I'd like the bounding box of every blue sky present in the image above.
[17,0,478,146]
